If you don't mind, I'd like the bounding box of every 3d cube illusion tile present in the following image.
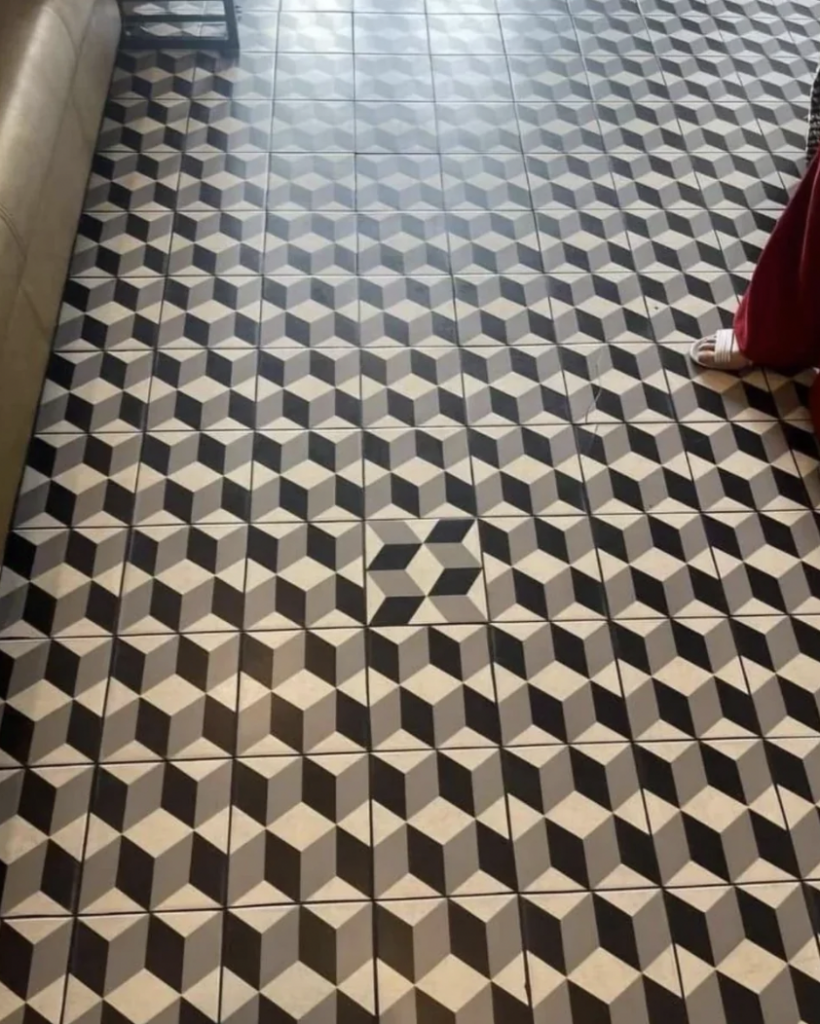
[4,7,820,1024]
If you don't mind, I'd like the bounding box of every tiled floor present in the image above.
[4,0,820,1021]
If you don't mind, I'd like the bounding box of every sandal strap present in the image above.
[713,329,737,365]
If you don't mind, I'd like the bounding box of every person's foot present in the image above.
[690,329,753,371]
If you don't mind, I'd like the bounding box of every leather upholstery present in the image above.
[0,0,120,551]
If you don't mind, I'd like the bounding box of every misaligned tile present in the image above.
[227,753,371,902]
[481,515,606,622]
[613,617,759,742]
[222,903,375,1023]
[523,889,686,1023]
[256,348,361,429]
[237,628,367,755]
[364,426,476,519]
[375,895,529,1023]
[768,738,820,878]
[102,632,239,761]
[251,428,363,522]
[245,521,366,628]
[361,347,465,429]
[119,523,246,633]
[0,765,93,915]
[71,211,173,278]
[368,624,498,750]
[260,276,359,348]
[636,739,799,885]
[64,911,221,1023]
[366,518,486,626]
[625,207,726,273]
[168,211,265,276]
[372,748,514,896]
[0,918,72,1023]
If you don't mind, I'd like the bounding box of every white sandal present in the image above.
[690,329,753,371]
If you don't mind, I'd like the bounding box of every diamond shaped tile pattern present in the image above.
[3,8,819,1024]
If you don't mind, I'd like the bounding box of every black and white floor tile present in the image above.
[3,2,820,1023]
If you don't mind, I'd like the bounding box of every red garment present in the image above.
[734,150,820,438]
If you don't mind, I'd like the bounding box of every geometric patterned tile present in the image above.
[356,154,444,211]
[358,212,449,276]
[54,277,164,353]
[271,101,356,152]
[354,13,428,53]
[222,904,375,1023]
[431,54,512,101]
[694,150,790,211]
[71,211,173,278]
[79,759,231,911]
[15,433,141,529]
[372,748,514,896]
[193,52,277,101]
[135,430,253,525]
[361,347,465,428]
[63,912,221,1024]
[705,511,820,616]
[0,918,72,1024]
[526,152,618,210]
[636,739,799,885]
[354,54,434,102]
[159,276,261,348]
[658,50,743,103]
[274,52,355,100]
[35,350,153,434]
[522,889,685,1024]
[268,153,356,211]
[609,151,704,211]
[469,424,586,516]
[366,518,487,626]
[260,276,359,348]
[356,101,439,154]
[506,743,658,889]
[186,99,272,153]
[265,212,358,275]
[364,426,475,518]
[177,153,269,211]
[661,344,777,425]
[596,98,684,154]
[278,11,352,51]
[491,618,628,744]
[237,629,367,754]
[461,346,569,426]
[625,207,726,273]
[481,516,606,621]
[245,521,366,628]
[667,883,820,1024]
[0,637,110,766]
[368,623,498,749]
[168,211,265,275]
[592,511,727,618]
[227,753,371,902]
[501,14,580,55]
[359,275,458,347]
[375,895,529,1023]
[435,101,520,153]
[675,99,769,153]
[548,272,653,344]
[119,523,246,632]
[577,421,699,515]
[447,210,543,274]
[428,15,503,54]
[441,153,530,210]
[508,52,591,102]
[769,737,820,878]
[251,428,363,521]
[148,348,258,431]
[516,100,604,154]
[236,10,279,50]
[0,765,93,915]
[612,617,759,742]
[536,207,633,274]
[110,50,199,101]
[454,274,554,347]
[102,632,239,761]
[711,207,781,273]
[0,528,127,639]
[587,50,670,102]
[84,152,181,213]
[256,348,361,429]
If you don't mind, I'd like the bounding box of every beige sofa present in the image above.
[0,0,120,550]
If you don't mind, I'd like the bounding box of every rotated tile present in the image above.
[366,519,486,626]
[481,516,606,621]
[492,620,629,745]
[0,918,72,1024]
[454,275,554,347]
[85,152,181,212]
[147,348,258,431]
[237,629,367,754]
[659,50,743,103]
[228,753,370,902]
[612,618,759,742]
[364,426,475,519]
[274,51,353,100]
[102,633,239,761]
[368,624,498,750]
[222,904,374,1023]
[267,153,356,210]
[523,889,686,1024]
[373,747,513,896]
[711,207,781,273]
[356,154,443,211]
[177,152,268,210]
[461,347,569,425]
[362,347,464,428]
[636,739,799,885]
[270,100,356,151]
[676,98,769,152]
[119,523,246,632]
[469,424,586,516]
[260,275,359,348]
[251,428,363,521]
[168,211,265,275]
[245,521,366,628]
[376,895,529,1024]
[0,765,93,915]
[256,348,361,429]
[54,277,163,352]
[71,211,173,277]
[64,911,221,1024]
[36,351,153,434]
[668,883,820,1024]
[0,528,126,639]
[359,275,457,347]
